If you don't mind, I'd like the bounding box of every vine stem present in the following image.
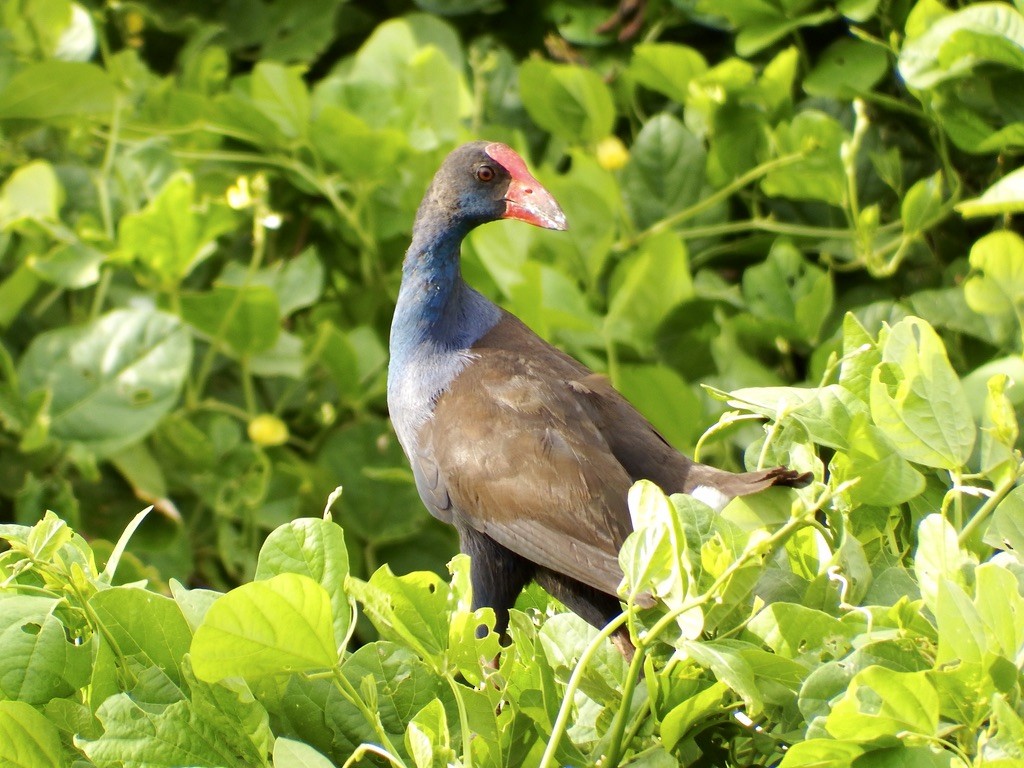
[602,643,648,767]
[958,466,1022,545]
[330,667,409,768]
[614,150,809,251]
[538,612,629,768]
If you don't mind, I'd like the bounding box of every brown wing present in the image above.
[422,319,634,597]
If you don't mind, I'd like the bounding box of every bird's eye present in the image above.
[476,165,495,182]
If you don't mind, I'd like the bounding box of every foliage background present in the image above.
[1,0,1024,765]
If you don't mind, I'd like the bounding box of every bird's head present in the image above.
[424,141,568,232]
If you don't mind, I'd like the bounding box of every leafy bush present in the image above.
[1,0,1023,765]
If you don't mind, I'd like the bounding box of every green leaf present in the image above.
[745,603,856,660]
[825,666,939,741]
[273,738,335,768]
[742,240,833,343]
[935,578,986,665]
[90,587,192,687]
[119,172,237,287]
[605,230,694,347]
[518,59,614,145]
[250,61,310,141]
[983,485,1024,552]
[630,43,708,104]
[80,667,272,768]
[829,415,925,506]
[310,107,409,182]
[965,231,1024,326]
[348,564,452,661]
[179,285,281,357]
[899,2,1024,90]
[0,594,92,704]
[761,111,847,206]
[901,172,945,236]
[659,682,728,750]
[778,739,865,768]
[617,363,702,452]
[958,166,1024,218]
[0,60,115,120]
[17,308,192,456]
[914,514,971,613]
[724,384,867,450]
[804,38,888,98]
[0,700,65,768]
[191,573,338,681]
[680,639,763,714]
[869,317,976,469]
[219,246,324,317]
[622,113,707,230]
[255,518,351,647]
[0,160,63,225]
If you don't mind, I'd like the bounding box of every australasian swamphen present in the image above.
[387,141,810,656]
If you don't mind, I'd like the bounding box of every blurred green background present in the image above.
[0,0,1020,600]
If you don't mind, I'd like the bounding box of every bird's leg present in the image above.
[458,526,533,642]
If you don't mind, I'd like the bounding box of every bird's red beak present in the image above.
[485,142,568,231]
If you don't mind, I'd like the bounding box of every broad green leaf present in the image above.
[405,698,454,768]
[605,230,694,347]
[984,696,1024,765]
[17,308,191,456]
[80,666,272,768]
[250,61,310,141]
[617,363,702,452]
[914,514,971,613]
[340,641,458,753]
[0,594,92,704]
[825,666,939,740]
[975,565,1024,670]
[979,373,1019,486]
[90,587,192,686]
[191,573,337,681]
[315,418,425,543]
[741,240,833,343]
[869,317,975,469]
[829,415,925,506]
[957,166,1024,218]
[659,682,728,750]
[745,603,855,660]
[679,639,762,714]
[935,578,986,665]
[0,700,64,768]
[697,0,838,56]
[29,241,105,289]
[804,38,888,98]
[964,231,1024,319]
[984,485,1024,554]
[310,107,409,182]
[273,737,335,768]
[0,60,115,120]
[899,2,1024,90]
[761,111,847,206]
[630,43,708,104]
[518,59,614,145]
[119,172,237,287]
[838,312,881,402]
[179,285,281,357]
[0,160,63,225]
[901,172,945,236]
[622,113,707,230]
[724,384,867,450]
[348,564,451,661]
[778,739,865,768]
[219,246,324,317]
[255,518,350,647]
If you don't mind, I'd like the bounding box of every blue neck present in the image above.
[389,220,500,369]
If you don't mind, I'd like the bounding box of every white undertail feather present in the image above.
[690,485,731,513]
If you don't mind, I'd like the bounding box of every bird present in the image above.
[387,141,810,656]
